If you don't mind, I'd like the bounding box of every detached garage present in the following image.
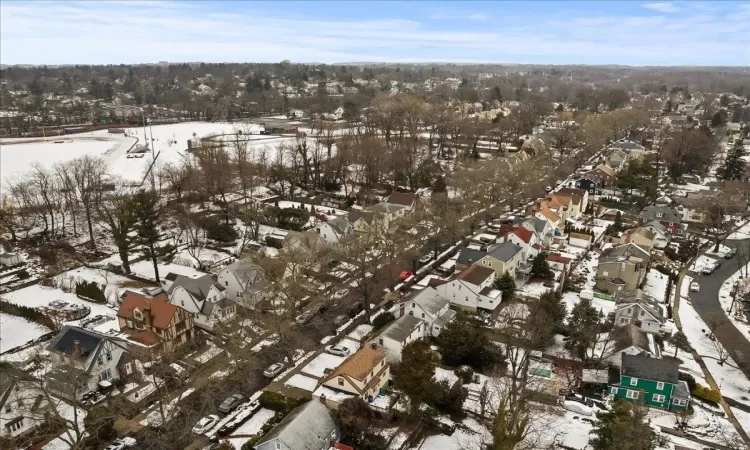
[568,232,592,249]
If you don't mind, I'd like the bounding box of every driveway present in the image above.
[688,239,750,379]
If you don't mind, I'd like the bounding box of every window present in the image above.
[411,302,415,308]
[97,356,103,365]
[225,281,228,286]
[421,313,425,318]
[611,387,618,395]
[379,338,384,345]
[626,390,639,399]
[656,381,664,390]
[603,271,609,276]
[629,377,638,386]
[4,405,10,413]
[338,377,344,386]
[100,369,111,381]
[620,318,627,325]
[106,352,112,361]
[640,310,645,316]
[237,292,241,298]
[673,398,687,406]
[652,394,666,403]
[488,261,492,267]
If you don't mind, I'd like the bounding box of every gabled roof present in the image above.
[256,400,337,450]
[324,345,385,383]
[536,207,560,222]
[386,192,419,208]
[379,314,423,343]
[456,247,488,266]
[523,217,548,235]
[611,324,651,353]
[620,353,678,384]
[594,164,615,177]
[224,258,265,286]
[616,289,664,322]
[168,274,224,301]
[457,264,495,286]
[405,286,449,316]
[487,241,523,262]
[599,243,650,265]
[556,187,588,199]
[639,206,681,224]
[547,253,571,264]
[324,216,352,236]
[578,173,601,184]
[367,202,406,215]
[118,293,178,330]
[499,226,534,244]
[348,210,376,226]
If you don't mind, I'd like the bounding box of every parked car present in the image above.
[295,313,312,325]
[192,415,220,435]
[325,344,351,357]
[332,289,349,300]
[334,314,348,326]
[347,302,364,318]
[216,401,261,436]
[701,264,716,275]
[690,281,700,292]
[418,252,434,264]
[724,248,737,259]
[218,394,245,414]
[104,437,137,450]
[565,393,594,407]
[263,362,285,378]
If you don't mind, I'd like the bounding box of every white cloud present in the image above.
[643,2,681,13]
[0,1,746,66]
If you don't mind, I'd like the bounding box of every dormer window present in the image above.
[133,310,142,320]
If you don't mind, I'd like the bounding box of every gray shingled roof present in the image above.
[379,314,423,343]
[406,287,449,316]
[255,400,337,450]
[621,353,679,384]
[488,241,523,262]
[48,326,105,358]
[326,216,352,236]
[524,217,547,235]
[616,289,664,322]
[225,258,265,287]
[639,206,681,224]
[599,243,650,264]
[456,247,488,266]
[611,325,650,353]
[673,380,691,399]
[168,274,224,301]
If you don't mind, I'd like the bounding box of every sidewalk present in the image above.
[674,261,750,445]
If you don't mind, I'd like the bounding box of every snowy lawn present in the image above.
[726,222,750,240]
[643,270,670,303]
[1,284,115,321]
[301,352,346,378]
[284,374,319,392]
[173,248,232,269]
[0,313,50,353]
[561,291,616,318]
[418,418,492,450]
[53,266,133,301]
[434,367,459,386]
[689,255,721,273]
[347,324,374,342]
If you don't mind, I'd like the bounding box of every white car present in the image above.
[263,362,285,378]
[104,437,136,450]
[690,281,700,292]
[325,344,351,357]
[332,289,349,300]
[192,415,220,435]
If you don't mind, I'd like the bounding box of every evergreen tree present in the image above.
[711,111,724,127]
[590,400,659,450]
[132,190,176,284]
[538,290,567,331]
[565,298,605,359]
[494,271,516,301]
[432,175,447,194]
[668,330,692,358]
[530,253,552,278]
[718,139,747,181]
[392,340,438,414]
[435,311,504,370]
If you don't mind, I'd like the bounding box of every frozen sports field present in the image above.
[0,121,302,185]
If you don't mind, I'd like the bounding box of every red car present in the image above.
[399,270,413,281]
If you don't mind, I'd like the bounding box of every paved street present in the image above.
[687,239,750,379]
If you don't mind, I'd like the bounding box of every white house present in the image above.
[0,252,22,266]
[373,314,425,362]
[0,367,46,438]
[393,287,456,337]
[435,265,500,312]
[315,216,354,244]
[521,217,552,246]
[217,259,270,307]
[614,290,668,334]
[46,326,131,401]
[167,274,236,331]
[643,222,671,249]
[568,232,592,249]
[499,226,540,261]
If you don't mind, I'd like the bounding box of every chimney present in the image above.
[370,342,378,350]
[72,340,81,357]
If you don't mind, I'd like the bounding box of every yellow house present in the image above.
[321,344,390,402]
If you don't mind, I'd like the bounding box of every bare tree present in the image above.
[71,155,108,249]
[96,186,136,273]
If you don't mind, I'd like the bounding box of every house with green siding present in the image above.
[608,354,690,411]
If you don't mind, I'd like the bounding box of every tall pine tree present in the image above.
[718,139,747,181]
[132,190,176,283]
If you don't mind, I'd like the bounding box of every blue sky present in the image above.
[1,1,748,66]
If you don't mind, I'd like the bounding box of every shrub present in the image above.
[691,385,721,404]
[0,300,54,330]
[432,379,468,417]
[455,366,475,384]
[372,312,395,330]
[258,391,306,413]
[206,220,239,243]
[75,281,107,303]
[679,372,696,392]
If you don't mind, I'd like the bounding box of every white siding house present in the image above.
[167,274,236,331]
[373,315,425,362]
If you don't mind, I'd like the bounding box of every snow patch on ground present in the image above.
[284,374,319,392]
[0,312,50,353]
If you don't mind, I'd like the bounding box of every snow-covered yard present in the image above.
[689,255,720,273]
[0,312,50,353]
[226,407,275,449]
[1,284,115,322]
[53,266,133,301]
[726,222,750,240]
[643,270,670,303]
[301,353,347,378]
[418,418,492,450]
[173,247,232,270]
[561,291,616,318]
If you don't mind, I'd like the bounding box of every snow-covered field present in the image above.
[0,134,133,180]
[1,284,115,321]
[0,312,50,353]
